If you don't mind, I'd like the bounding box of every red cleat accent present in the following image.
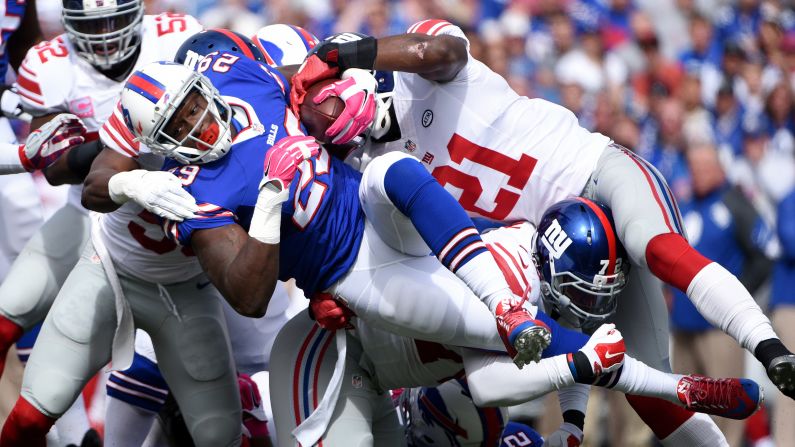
[676,375,763,420]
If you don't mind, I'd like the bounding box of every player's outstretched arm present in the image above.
[191,225,279,318]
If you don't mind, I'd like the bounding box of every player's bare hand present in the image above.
[313,69,377,145]
[108,169,199,221]
[20,113,86,171]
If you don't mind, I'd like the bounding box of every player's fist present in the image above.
[546,422,583,447]
[261,135,320,191]
[310,292,355,330]
[314,69,377,145]
[579,323,625,376]
[238,373,268,445]
[20,113,86,171]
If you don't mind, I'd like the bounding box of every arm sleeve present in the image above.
[463,349,575,407]
[724,188,772,293]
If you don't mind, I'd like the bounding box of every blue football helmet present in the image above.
[533,197,630,329]
[174,28,266,70]
[399,379,507,447]
[62,0,144,69]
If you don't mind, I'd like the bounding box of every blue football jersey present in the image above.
[164,53,365,296]
[1,0,27,81]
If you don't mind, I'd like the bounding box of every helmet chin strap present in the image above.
[370,92,394,140]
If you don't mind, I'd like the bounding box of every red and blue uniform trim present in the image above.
[620,147,685,235]
[291,324,334,447]
[126,72,167,104]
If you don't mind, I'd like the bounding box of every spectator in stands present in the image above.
[671,143,774,447]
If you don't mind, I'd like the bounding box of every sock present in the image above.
[0,315,23,377]
[557,384,589,421]
[625,394,695,440]
[0,397,57,447]
[104,397,158,447]
[647,234,777,352]
[608,355,682,404]
[660,412,728,446]
[383,157,511,312]
[53,393,90,446]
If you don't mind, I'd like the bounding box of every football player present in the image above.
[291,20,795,446]
[0,0,203,383]
[294,200,763,447]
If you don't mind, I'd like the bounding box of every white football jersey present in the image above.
[357,20,611,225]
[14,13,202,212]
[356,223,541,389]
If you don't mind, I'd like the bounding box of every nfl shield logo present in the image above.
[404,139,417,152]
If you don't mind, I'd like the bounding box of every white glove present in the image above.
[108,169,199,221]
[579,323,625,376]
[545,422,583,447]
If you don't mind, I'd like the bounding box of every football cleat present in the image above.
[676,375,763,420]
[767,354,795,398]
[578,323,625,376]
[496,305,551,369]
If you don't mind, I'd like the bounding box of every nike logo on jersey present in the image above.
[196,280,212,289]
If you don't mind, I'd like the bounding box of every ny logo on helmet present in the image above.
[541,219,572,259]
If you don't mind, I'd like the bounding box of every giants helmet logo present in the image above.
[541,218,572,259]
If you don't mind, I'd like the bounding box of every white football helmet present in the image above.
[120,62,233,165]
[399,379,508,446]
[62,0,144,69]
[252,24,319,66]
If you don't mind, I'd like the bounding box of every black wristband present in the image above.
[66,139,103,179]
[336,36,378,72]
[571,351,597,384]
[755,338,792,370]
[562,410,585,430]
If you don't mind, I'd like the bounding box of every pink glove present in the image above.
[238,373,268,441]
[20,113,86,171]
[313,69,377,145]
[262,135,320,190]
[310,292,355,330]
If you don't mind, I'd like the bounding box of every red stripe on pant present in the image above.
[625,394,694,440]
[0,397,57,447]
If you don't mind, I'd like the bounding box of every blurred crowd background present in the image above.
[22,0,795,445]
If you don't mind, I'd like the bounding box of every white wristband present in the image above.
[107,169,146,205]
[0,143,26,174]
[249,183,288,244]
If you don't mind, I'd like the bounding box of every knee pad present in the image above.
[176,316,232,382]
[189,414,242,447]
